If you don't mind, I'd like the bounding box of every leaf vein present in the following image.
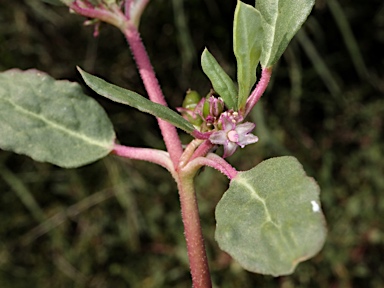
[237,177,279,228]
[2,97,110,149]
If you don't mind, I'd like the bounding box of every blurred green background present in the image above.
[0,0,383,287]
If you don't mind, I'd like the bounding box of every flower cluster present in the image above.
[178,90,259,158]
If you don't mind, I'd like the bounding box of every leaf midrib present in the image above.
[237,177,279,228]
[262,1,279,66]
[2,97,111,149]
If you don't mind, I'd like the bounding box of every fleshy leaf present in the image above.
[234,1,263,109]
[257,0,315,68]
[0,69,115,168]
[78,68,195,134]
[215,156,327,276]
[201,48,238,110]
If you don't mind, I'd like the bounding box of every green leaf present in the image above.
[40,0,66,5]
[78,68,195,134]
[201,48,238,110]
[234,1,263,109]
[257,0,315,68]
[0,69,115,168]
[215,156,326,276]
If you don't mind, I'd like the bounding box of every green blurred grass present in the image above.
[1,0,384,287]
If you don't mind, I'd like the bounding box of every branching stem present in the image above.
[69,2,238,286]
[121,23,183,168]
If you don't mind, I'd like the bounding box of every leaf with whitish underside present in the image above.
[201,48,238,110]
[0,69,115,168]
[234,1,263,109]
[215,156,327,276]
[257,0,315,68]
[78,68,195,134]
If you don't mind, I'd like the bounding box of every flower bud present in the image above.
[203,96,224,119]
[182,90,202,111]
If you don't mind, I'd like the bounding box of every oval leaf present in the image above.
[234,1,263,109]
[201,48,238,110]
[258,0,315,68]
[78,67,195,134]
[215,156,326,276]
[0,69,115,168]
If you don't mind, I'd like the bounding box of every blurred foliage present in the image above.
[1,0,383,287]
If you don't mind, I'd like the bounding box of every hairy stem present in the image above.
[122,23,183,168]
[244,67,272,116]
[112,144,175,175]
[177,173,212,288]
[71,2,183,168]
[186,153,238,180]
[179,139,203,168]
[190,140,214,161]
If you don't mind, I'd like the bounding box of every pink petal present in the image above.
[238,134,259,148]
[223,141,238,158]
[209,131,227,145]
[235,122,255,135]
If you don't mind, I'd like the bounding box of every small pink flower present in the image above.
[209,114,258,158]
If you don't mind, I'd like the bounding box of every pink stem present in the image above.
[71,2,182,167]
[191,130,211,140]
[70,1,124,28]
[113,144,175,175]
[206,153,238,179]
[122,23,183,168]
[244,67,273,117]
[186,153,238,180]
[178,139,203,168]
[176,175,212,288]
[190,140,214,161]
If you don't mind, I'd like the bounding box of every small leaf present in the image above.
[40,0,66,5]
[257,0,315,68]
[234,1,263,109]
[0,69,115,168]
[78,68,195,134]
[215,156,326,276]
[201,48,238,110]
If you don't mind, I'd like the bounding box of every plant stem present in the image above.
[190,140,214,161]
[70,1,124,28]
[177,173,212,288]
[122,23,183,168]
[112,144,175,175]
[185,153,238,180]
[244,67,272,116]
[179,139,203,168]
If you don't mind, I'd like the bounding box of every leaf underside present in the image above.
[0,69,115,168]
[215,156,327,276]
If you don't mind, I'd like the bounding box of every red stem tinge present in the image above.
[244,67,272,117]
[122,23,183,168]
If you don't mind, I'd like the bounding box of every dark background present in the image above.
[0,0,383,287]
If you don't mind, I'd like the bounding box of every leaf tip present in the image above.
[76,66,86,77]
